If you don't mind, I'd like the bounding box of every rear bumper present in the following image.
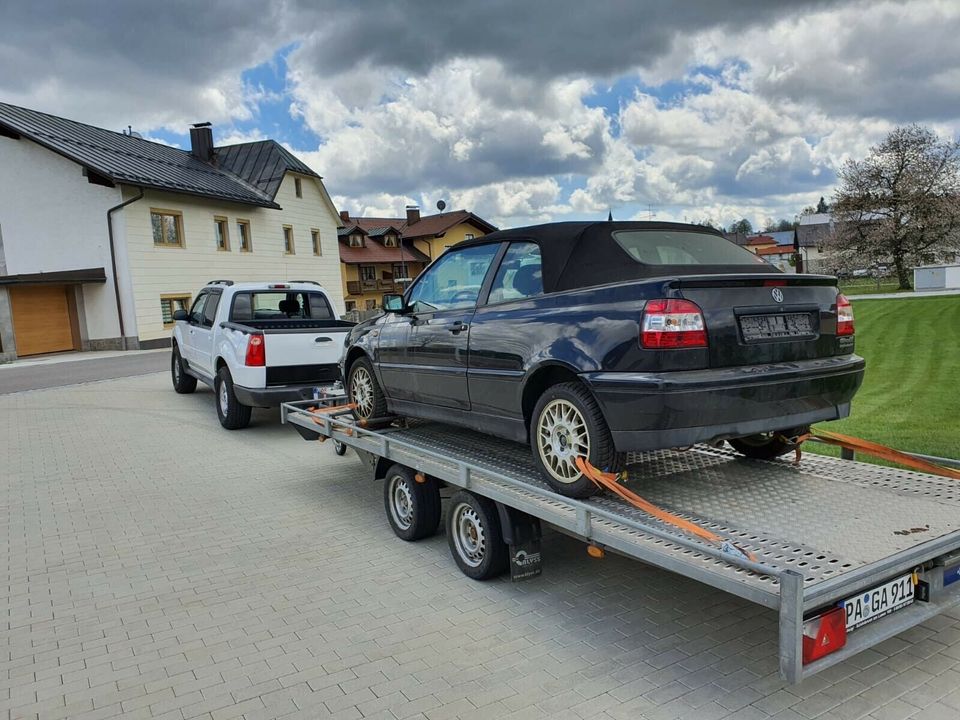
[234,384,332,408]
[581,354,865,452]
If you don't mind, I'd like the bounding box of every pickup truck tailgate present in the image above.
[264,328,347,385]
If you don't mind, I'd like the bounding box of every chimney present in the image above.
[406,205,420,225]
[189,122,214,162]
[339,210,350,223]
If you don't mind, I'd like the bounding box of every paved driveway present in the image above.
[3,373,960,720]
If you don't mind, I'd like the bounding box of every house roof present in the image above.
[756,245,792,256]
[338,239,430,265]
[337,224,369,237]
[343,209,498,238]
[746,234,776,246]
[0,101,322,209]
[797,222,834,248]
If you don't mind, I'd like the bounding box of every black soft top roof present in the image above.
[456,221,774,292]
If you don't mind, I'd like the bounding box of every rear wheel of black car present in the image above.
[215,366,252,430]
[728,428,807,460]
[348,357,388,421]
[171,346,197,394]
[530,382,624,499]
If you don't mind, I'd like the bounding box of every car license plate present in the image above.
[740,313,814,341]
[843,574,915,632]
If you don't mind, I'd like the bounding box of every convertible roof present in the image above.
[457,221,773,292]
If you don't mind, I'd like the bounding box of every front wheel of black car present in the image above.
[728,428,808,460]
[348,357,388,421]
[530,382,624,499]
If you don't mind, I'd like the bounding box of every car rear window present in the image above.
[612,230,771,266]
[230,291,334,321]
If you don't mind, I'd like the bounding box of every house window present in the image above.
[392,263,409,280]
[365,299,377,310]
[151,209,184,247]
[345,300,357,312]
[160,294,191,327]
[214,216,230,251]
[383,235,397,248]
[349,234,364,248]
[294,177,303,198]
[464,233,475,240]
[360,265,376,282]
[283,225,295,254]
[311,229,322,256]
[237,219,252,252]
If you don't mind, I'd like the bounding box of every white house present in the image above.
[0,102,344,359]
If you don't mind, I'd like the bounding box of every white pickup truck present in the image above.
[170,281,352,428]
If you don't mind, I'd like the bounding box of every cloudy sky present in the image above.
[3,0,958,229]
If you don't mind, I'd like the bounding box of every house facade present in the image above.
[337,206,496,313]
[0,102,344,359]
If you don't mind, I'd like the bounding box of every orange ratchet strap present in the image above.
[575,457,757,562]
[799,429,960,481]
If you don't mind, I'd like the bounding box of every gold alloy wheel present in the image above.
[536,398,590,483]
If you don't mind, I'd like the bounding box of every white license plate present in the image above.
[843,574,915,631]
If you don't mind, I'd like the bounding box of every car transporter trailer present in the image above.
[281,397,960,684]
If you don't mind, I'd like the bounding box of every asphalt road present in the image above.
[0,351,168,394]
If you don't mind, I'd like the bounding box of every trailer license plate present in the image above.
[843,574,914,631]
[740,313,814,341]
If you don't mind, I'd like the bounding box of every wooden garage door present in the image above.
[10,285,76,356]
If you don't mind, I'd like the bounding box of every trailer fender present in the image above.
[495,503,543,581]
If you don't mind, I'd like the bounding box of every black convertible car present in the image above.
[342,221,865,497]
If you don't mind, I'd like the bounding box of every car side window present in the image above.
[188,293,207,325]
[407,243,500,312]
[202,292,220,327]
[487,242,543,304]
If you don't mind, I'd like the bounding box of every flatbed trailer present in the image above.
[281,398,960,684]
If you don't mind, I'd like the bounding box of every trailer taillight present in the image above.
[245,334,266,366]
[836,294,855,336]
[641,299,708,349]
[802,606,847,665]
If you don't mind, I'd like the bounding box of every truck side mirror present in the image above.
[173,309,189,322]
[382,294,408,313]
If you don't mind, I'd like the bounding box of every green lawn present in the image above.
[808,295,960,462]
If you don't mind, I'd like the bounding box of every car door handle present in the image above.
[314,336,332,343]
[448,321,469,334]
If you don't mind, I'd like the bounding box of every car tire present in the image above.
[530,381,625,499]
[215,366,252,430]
[728,427,807,460]
[383,464,442,541]
[446,490,509,580]
[171,347,197,394]
[348,357,388,421]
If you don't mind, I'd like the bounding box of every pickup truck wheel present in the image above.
[383,464,441,541]
[446,490,508,580]
[531,382,624,499]
[171,348,197,394]
[215,367,252,430]
[728,428,807,460]
[348,357,388,421]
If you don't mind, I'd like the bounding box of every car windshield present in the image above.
[612,230,771,266]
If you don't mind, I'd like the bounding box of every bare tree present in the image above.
[832,125,960,289]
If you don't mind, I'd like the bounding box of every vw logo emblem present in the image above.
[771,288,784,303]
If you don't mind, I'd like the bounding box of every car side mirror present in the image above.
[382,293,408,313]
[173,309,189,322]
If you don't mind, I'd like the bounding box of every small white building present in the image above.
[0,102,344,359]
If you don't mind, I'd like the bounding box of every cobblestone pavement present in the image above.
[3,373,960,720]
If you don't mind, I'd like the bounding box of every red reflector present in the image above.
[802,606,847,664]
[836,293,855,336]
[245,334,266,366]
[641,299,708,349]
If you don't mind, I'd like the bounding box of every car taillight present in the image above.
[836,294,854,336]
[245,334,266,366]
[802,606,847,664]
[640,299,708,349]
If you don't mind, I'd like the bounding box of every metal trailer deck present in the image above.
[281,399,960,684]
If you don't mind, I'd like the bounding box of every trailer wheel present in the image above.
[334,440,348,456]
[383,465,441,541]
[728,427,806,460]
[446,491,509,580]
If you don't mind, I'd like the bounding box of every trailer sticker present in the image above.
[944,564,960,587]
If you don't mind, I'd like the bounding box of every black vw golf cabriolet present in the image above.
[342,221,865,497]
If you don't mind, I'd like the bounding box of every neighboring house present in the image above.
[743,234,778,254]
[0,101,344,359]
[755,245,797,273]
[337,206,497,312]
[796,213,835,274]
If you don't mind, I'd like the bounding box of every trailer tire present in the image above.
[383,465,441,541]
[348,357,388,421]
[729,427,806,460]
[215,367,252,430]
[446,491,509,580]
[171,347,197,394]
[334,440,348,456]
